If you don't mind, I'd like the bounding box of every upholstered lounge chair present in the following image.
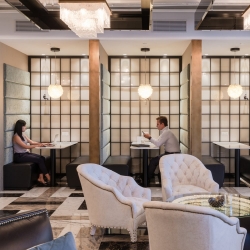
[77,163,151,242]
[159,154,219,201]
[144,201,247,250]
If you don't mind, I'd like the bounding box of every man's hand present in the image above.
[143,133,151,139]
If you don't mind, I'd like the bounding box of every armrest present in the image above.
[197,169,219,193]
[0,209,53,250]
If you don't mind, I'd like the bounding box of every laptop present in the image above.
[46,134,59,147]
[131,143,150,147]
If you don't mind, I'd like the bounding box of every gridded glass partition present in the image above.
[109,56,181,173]
[180,64,190,154]
[29,56,89,174]
[202,57,250,173]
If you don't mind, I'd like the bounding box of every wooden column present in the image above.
[89,40,100,164]
[190,40,202,159]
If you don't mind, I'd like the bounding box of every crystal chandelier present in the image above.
[38,0,58,6]
[58,0,111,38]
[138,48,153,99]
[48,47,63,99]
[227,48,243,99]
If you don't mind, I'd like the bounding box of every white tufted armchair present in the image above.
[144,201,246,250]
[77,163,151,242]
[159,154,219,201]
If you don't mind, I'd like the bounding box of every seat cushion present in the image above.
[173,185,208,197]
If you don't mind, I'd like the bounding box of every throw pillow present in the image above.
[28,232,77,250]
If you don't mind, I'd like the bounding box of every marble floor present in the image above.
[1,178,250,250]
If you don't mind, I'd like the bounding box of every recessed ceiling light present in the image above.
[245,54,249,56]
[163,54,167,56]
[205,54,208,56]
[123,54,127,56]
[42,54,45,56]
[82,53,86,56]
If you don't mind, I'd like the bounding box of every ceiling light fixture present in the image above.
[138,48,153,100]
[227,47,243,99]
[48,47,64,99]
[38,0,57,6]
[58,0,111,38]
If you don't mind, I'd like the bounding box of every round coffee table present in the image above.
[167,193,250,250]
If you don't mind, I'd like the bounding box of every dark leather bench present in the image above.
[240,155,250,183]
[0,209,53,250]
[201,156,225,188]
[66,155,132,188]
[4,156,50,190]
[66,156,89,189]
[102,155,131,176]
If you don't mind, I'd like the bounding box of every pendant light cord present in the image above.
[54,51,57,85]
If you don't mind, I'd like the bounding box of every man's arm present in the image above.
[144,130,168,147]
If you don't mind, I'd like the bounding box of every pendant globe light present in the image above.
[48,47,64,99]
[138,48,153,99]
[227,47,243,99]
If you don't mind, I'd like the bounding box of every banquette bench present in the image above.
[201,156,225,188]
[4,156,50,190]
[66,155,131,188]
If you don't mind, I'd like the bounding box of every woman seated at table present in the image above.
[12,119,51,186]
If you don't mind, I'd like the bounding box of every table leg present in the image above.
[143,149,148,187]
[50,149,56,187]
[235,149,240,187]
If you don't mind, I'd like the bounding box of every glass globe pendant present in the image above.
[227,84,243,99]
[138,47,153,99]
[227,47,243,99]
[48,47,63,99]
[138,84,153,99]
[48,84,64,99]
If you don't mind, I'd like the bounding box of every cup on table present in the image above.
[137,136,144,143]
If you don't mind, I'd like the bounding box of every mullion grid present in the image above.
[29,56,88,175]
[110,56,181,175]
[202,56,250,176]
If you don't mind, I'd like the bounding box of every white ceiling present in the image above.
[0,0,250,56]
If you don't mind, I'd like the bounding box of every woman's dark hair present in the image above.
[14,120,26,141]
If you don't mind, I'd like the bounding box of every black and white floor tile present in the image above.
[0,180,250,249]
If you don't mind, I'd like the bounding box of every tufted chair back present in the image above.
[78,163,149,198]
[161,154,212,186]
[77,163,151,242]
[160,154,219,201]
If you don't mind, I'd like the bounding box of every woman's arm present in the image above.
[24,135,40,145]
[13,135,44,149]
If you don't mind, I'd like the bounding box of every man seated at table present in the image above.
[143,116,180,184]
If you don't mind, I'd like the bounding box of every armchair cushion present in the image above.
[28,232,76,250]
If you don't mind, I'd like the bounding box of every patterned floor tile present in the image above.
[0,210,20,218]
[1,186,250,250]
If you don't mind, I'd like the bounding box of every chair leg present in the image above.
[129,229,137,242]
[90,225,96,236]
